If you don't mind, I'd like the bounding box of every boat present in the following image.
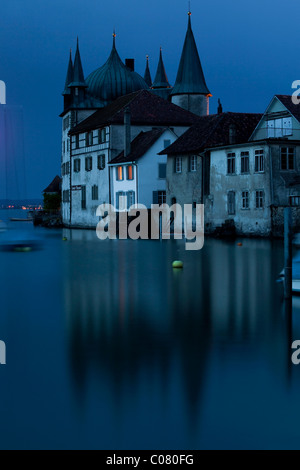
[10,217,33,222]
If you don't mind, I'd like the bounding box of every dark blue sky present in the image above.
[0,0,299,198]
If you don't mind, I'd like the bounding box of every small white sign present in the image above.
[0,340,6,365]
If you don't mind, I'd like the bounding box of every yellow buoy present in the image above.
[172,260,183,269]
[63,237,68,241]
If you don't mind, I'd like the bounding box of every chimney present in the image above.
[229,123,236,145]
[125,59,135,72]
[124,107,131,157]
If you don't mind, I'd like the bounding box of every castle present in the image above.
[60,12,211,227]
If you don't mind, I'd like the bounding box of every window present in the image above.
[75,134,80,149]
[290,196,300,207]
[61,164,65,176]
[158,163,167,179]
[164,139,171,149]
[175,157,182,173]
[241,152,249,174]
[116,166,124,181]
[158,191,166,205]
[67,139,70,152]
[63,190,70,203]
[242,191,249,209]
[98,154,106,170]
[92,185,98,201]
[189,155,197,172]
[126,165,134,180]
[116,191,126,211]
[74,159,81,173]
[98,128,106,144]
[281,147,295,170]
[86,132,93,147]
[85,157,93,172]
[228,191,236,215]
[255,150,264,173]
[127,191,136,209]
[63,141,65,154]
[267,117,292,138]
[227,153,236,174]
[81,186,86,210]
[153,191,166,205]
[255,190,264,209]
[65,162,70,175]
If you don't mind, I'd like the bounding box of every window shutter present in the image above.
[159,164,166,179]
[116,192,120,210]
[153,191,159,204]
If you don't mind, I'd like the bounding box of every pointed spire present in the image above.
[113,30,116,49]
[69,38,87,88]
[62,49,74,95]
[152,48,171,89]
[171,12,210,96]
[144,55,152,88]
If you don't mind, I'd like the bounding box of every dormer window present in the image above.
[267,117,292,138]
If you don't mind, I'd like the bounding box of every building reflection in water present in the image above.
[62,231,290,441]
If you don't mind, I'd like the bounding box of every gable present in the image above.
[250,96,300,141]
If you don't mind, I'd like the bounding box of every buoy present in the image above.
[237,243,243,247]
[172,260,183,269]
[63,237,68,241]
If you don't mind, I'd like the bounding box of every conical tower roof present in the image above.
[144,56,152,87]
[63,50,74,95]
[152,48,171,89]
[69,38,87,88]
[171,13,210,96]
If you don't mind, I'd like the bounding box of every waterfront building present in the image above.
[162,95,300,236]
[60,13,210,227]
[109,128,177,210]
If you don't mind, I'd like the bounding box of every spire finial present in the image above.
[112,29,116,48]
[188,1,191,15]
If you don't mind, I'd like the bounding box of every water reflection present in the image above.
[62,233,292,445]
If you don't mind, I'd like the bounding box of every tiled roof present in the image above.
[160,112,262,155]
[110,129,166,164]
[275,95,300,123]
[43,175,62,193]
[69,89,200,135]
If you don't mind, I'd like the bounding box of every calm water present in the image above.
[0,211,300,450]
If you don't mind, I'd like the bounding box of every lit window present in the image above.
[241,152,249,174]
[227,153,236,174]
[116,166,124,181]
[127,165,134,180]
[255,150,264,173]
[281,147,295,171]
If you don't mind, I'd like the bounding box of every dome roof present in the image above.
[86,37,148,106]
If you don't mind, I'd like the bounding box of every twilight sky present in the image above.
[0,0,299,198]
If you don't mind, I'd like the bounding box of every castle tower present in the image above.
[62,50,74,111]
[171,12,211,116]
[68,38,88,107]
[151,48,172,100]
[144,55,152,88]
